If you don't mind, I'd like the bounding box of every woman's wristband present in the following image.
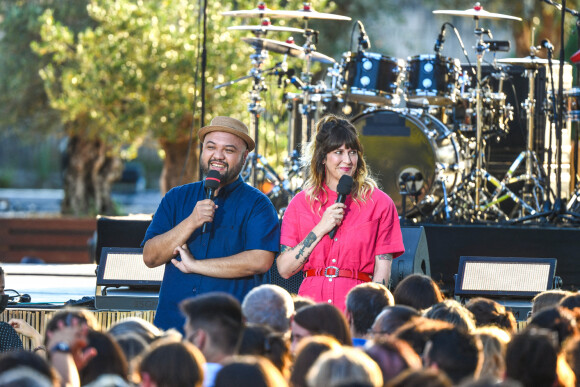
[33,345,47,353]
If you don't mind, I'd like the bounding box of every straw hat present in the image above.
[198,116,255,151]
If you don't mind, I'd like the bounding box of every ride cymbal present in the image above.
[496,56,551,68]
[433,4,522,21]
[223,4,350,20]
[242,37,336,64]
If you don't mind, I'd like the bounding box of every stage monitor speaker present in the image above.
[391,226,430,289]
[454,256,558,298]
[96,215,152,264]
[95,247,163,311]
[268,226,430,294]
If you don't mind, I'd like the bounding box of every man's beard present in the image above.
[201,156,245,185]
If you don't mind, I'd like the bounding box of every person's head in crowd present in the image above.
[563,334,580,385]
[109,317,164,345]
[364,335,422,384]
[306,347,383,387]
[292,303,351,353]
[370,305,420,337]
[0,366,54,387]
[423,299,476,332]
[393,274,444,311]
[560,292,580,311]
[180,292,243,364]
[528,306,578,347]
[505,327,559,387]
[0,349,59,386]
[386,368,453,387]
[393,316,453,358]
[345,282,394,341]
[290,335,342,387]
[423,326,483,384]
[465,297,517,333]
[214,355,288,387]
[241,284,294,333]
[138,340,205,387]
[473,326,511,381]
[236,323,291,379]
[111,332,148,371]
[292,295,316,313]
[44,308,100,338]
[457,378,525,387]
[79,330,129,386]
[532,289,571,316]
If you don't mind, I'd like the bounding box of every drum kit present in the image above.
[219,2,580,224]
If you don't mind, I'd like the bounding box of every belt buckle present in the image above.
[324,266,339,278]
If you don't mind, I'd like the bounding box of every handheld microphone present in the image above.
[329,175,353,239]
[357,20,371,50]
[541,39,554,51]
[202,170,221,233]
[434,23,447,54]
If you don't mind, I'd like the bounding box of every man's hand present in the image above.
[190,199,217,230]
[171,244,198,274]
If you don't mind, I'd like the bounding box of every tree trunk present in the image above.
[159,137,199,195]
[61,134,123,216]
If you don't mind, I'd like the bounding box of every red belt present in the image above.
[304,267,372,282]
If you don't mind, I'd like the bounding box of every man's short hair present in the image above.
[180,292,243,354]
[346,283,394,336]
[241,284,294,332]
[423,300,476,332]
[424,327,483,384]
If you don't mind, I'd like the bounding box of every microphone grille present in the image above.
[205,170,221,189]
[337,175,354,195]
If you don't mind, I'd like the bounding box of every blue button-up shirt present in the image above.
[142,176,280,331]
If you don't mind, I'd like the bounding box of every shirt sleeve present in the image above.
[280,193,302,247]
[245,194,281,253]
[141,188,177,247]
[375,192,405,258]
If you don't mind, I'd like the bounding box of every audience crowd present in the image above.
[1,273,580,387]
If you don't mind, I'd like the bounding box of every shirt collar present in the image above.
[216,175,243,197]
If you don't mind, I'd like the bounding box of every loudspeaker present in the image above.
[96,215,152,264]
[268,226,430,293]
[391,226,430,289]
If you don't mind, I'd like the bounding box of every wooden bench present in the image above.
[0,218,96,263]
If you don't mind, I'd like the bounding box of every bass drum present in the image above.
[352,109,466,217]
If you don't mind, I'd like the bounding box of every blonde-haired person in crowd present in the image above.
[277,114,404,312]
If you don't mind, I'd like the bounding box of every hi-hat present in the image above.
[223,5,351,20]
[242,37,336,64]
[497,56,551,68]
[433,4,522,21]
[228,25,305,33]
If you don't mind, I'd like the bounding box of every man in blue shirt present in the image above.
[143,116,280,332]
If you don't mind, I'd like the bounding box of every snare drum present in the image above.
[405,55,461,106]
[342,51,405,105]
[453,91,512,139]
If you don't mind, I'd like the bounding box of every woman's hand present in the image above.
[9,318,43,348]
[314,203,346,236]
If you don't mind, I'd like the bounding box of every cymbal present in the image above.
[222,5,351,21]
[242,37,336,64]
[228,25,306,33]
[433,4,522,21]
[496,56,551,68]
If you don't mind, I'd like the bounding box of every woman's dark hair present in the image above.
[79,330,129,385]
[236,324,290,377]
[214,355,287,387]
[290,335,341,387]
[465,297,517,333]
[139,341,205,387]
[0,349,58,384]
[393,274,444,311]
[527,306,578,347]
[303,114,377,208]
[293,303,352,345]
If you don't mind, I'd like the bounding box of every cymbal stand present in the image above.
[299,24,320,148]
[499,59,546,216]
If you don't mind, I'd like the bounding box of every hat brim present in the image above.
[198,125,255,152]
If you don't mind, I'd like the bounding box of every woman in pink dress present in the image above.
[277,114,405,312]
